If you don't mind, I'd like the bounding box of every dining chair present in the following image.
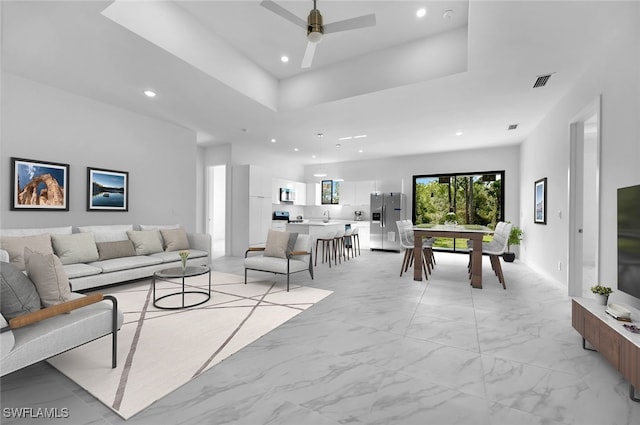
[468,222,512,289]
[397,221,429,279]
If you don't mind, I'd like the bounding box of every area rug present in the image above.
[46,271,332,419]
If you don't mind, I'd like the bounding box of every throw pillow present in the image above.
[0,261,41,320]
[160,228,190,252]
[287,232,299,255]
[96,240,136,261]
[24,248,72,308]
[264,230,291,259]
[77,224,133,243]
[0,233,53,271]
[126,230,164,255]
[51,232,100,265]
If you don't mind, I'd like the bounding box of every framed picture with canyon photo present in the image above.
[87,167,129,211]
[11,157,69,211]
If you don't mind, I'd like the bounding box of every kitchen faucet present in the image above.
[323,209,331,221]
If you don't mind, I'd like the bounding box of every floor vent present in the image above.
[533,74,552,88]
[508,124,518,130]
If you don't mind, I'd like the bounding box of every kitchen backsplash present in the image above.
[272,203,369,221]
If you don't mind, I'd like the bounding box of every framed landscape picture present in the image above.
[11,157,69,211]
[534,177,547,224]
[87,167,129,211]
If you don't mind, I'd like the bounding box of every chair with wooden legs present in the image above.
[468,222,512,289]
[332,229,345,265]
[351,228,361,256]
[314,231,336,268]
[397,221,429,279]
[342,228,354,260]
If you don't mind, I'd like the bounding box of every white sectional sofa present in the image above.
[0,224,211,291]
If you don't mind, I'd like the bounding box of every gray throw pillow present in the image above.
[0,261,41,320]
[96,240,136,261]
[24,248,72,308]
[160,228,190,252]
[127,230,164,255]
[287,232,298,255]
[51,232,99,265]
[264,230,290,258]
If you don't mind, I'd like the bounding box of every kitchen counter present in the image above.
[286,220,354,249]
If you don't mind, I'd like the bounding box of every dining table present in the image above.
[413,224,494,288]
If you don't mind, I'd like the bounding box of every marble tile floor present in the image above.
[2,251,639,425]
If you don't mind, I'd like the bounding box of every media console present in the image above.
[572,297,640,402]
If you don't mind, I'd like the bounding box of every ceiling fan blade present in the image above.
[260,0,307,30]
[324,13,376,34]
[301,41,317,68]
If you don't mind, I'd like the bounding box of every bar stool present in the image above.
[332,229,345,265]
[343,228,354,260]
[314,231,335,268]
[351,228,361,256]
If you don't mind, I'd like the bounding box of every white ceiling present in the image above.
[1,1,632,165]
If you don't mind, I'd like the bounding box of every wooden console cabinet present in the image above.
[572,298,640,402]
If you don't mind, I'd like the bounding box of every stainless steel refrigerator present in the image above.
[370,192,406,252]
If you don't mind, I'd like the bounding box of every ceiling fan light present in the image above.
[307,30,323,43]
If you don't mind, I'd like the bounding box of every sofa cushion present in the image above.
[0,261,41,320]
[96,240,136,261]
[63,263,103,279]
[160,228,190,252]
[77,224,133,243]
[264,230,291,259]
[139,224,180,231]
[0,226,72,237]
[0,233,53,271]
[24,249,72,308]
[88,256,163,273]
[127,230,164,255]
[151,249,208,263]
[51,233,99,265]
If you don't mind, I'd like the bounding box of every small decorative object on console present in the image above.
[623,324,640,334]
[606,303,632,321]
[590,284,613,305]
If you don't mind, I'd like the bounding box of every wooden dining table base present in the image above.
[413,229,485,289]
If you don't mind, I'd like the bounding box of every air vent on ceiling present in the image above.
[533,74,552,88]
[508,124,518,130]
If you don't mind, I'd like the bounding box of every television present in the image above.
[617,184,640,300]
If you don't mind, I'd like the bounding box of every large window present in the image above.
[412,171,505,251]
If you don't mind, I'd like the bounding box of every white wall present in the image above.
[519,5,640,308]
[1,73,199,231]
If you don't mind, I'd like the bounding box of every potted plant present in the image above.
[443,212,457,226]
[590,284,613,305]
[503,225,523,262]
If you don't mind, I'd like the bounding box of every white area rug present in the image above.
[47,271,332,419]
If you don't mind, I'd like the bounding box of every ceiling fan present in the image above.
[260,0,376,68]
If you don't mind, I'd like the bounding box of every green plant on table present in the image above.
[590,284,613,295]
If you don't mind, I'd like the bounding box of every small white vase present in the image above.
[594,293,609,306]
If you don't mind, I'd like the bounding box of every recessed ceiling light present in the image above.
[353,134,367,139]
[455,131,463,136]
[311,155,316,159]
[143,90,156,98]
[294,148,299,152]
[281,55,289,63]
[358,149,364,153]
[416,8,427,18]
[338,136,352,141]
[271,138,276,143]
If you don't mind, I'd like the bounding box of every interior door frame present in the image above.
[568,95,601,297]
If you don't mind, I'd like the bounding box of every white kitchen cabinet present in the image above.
[306,182,321,206]
[231,164,274,256]
[271,221,287,232]
[339,181,356,205]
[355,180,376,205]
[294,182,307,205]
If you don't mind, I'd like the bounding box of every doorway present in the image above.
[568,97,601,297]
[207,165,226,259]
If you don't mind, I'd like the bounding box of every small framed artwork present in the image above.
[534,177,547,224]
[87,167,129,211]
[11,157,69,211]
